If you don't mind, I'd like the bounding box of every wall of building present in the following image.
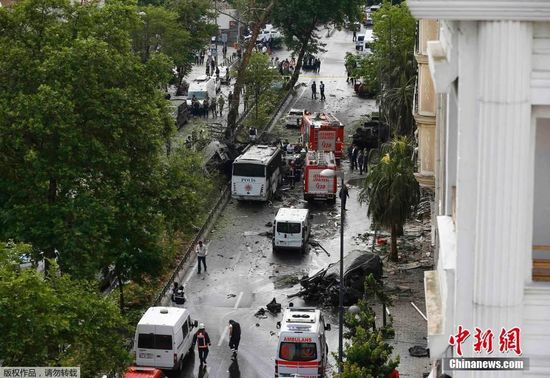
[533,118,550,251]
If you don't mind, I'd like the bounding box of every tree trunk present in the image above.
[286,20,316,90]
[390,223,398,262]
[226,1,275,140]
[396,223,404,236]
[117,272,125,314]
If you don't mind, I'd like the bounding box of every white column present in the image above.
[473,20,532,372]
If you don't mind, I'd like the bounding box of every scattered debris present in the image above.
[411,301,428,321]
[254,308,267,319]
[409,345,429,357]
[273,275,300,289]
[290,250,383,306]
[309,240,330,256]
[266,298,282,314]
[227,293,236,298]
[265,221,273,227]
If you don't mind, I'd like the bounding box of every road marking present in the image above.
[217,325,229,346]
[234,291,244,309]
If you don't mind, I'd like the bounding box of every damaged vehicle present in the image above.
[294,250,383,306]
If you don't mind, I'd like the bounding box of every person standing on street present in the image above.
[203,98,209,118]
[174,285,185,306]
[171,281,179,303]
[218,95,225,116]
[339,183,350,211]
[358,149,365,175]
[351,144,359,171]
[192,323,212,366]
[320,81,326,100]
[353,30,357,42]
[196,240,208,274]
[210,98,217,118]
[228,320,241,357]
[311,81,317,99]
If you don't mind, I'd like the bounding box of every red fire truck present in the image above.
[301,112,345,163]
[303,150,337,202]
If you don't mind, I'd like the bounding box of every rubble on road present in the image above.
[290,250,383,306]
[266,298,282,314]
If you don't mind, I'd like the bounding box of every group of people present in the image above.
[310,80,327,100]
[348,144,368,175]
[189,95,226,118]
[169,239,241,367]
[276,57,295,76]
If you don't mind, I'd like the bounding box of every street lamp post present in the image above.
[320,168,345,372]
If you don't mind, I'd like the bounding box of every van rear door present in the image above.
[277,338,320,377]
[153,325,174,368]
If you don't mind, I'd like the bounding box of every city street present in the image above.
[164,25,429,378]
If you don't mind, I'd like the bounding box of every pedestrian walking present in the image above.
[315,59,321,73]
[353,30,357,42]
[218,95,225,116]
[228,91,233,107]
[358,149,365,175]
[339,183,350,211]
[192,324,211,366]
[228,320,241,357]
[320,81,326,100]
[215,66,220,78]
[210,59,215,75]
[196,240,208,274]
[311,81,317,99]
[351,144,359,171]
[210,99,217,117]
[205,64,210,76]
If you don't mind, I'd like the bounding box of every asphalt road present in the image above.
[162,25,429,378]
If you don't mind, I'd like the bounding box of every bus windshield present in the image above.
[188,91,207,99]
[233,163,265,177]
[276,222,301,234]
[279,342,317,361]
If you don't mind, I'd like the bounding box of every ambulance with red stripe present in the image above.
[275,307,331,377]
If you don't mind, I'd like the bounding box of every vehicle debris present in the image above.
[289,250,383,306]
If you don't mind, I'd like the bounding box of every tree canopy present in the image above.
[358,138,420,261]
[0,241,131,377]
[0,0,211,287]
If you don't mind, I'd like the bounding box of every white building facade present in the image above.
[408,1,550,377]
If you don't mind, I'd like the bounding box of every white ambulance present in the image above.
[272,208,311,253]
[275,307,331,377]
[134,307,198,371]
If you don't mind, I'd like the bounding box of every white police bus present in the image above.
[232,145,283,201]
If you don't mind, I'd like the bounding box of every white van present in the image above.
[275,307,331,378]
[186,75,217,106]
[135,307,197,371]
[272,208,311,253]
[355,34,365,50]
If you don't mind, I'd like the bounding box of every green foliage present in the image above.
[0,242,131,377]
[0,0,211,291]
[337,275,399,377]
[358,137,420,261]
[272,0,364,86]
[340,327,399,377]
[370,1,417,136]
[346,52,379,97]
[242,52,281,120]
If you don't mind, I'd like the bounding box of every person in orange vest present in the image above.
[192,323,212,366]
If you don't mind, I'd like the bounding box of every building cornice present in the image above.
[408,1,550,21]
[415,112,436,125]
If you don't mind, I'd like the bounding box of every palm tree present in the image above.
[359,137,420,262]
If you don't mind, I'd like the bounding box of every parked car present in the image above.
[285,108,306,128]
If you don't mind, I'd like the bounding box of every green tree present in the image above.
[272,0,363,89]
[0,241,131,377]
[226,0,275,139]
[0,0,184,287]
[338,275,399,377]
[242,52,280,120]
[358,138,420,261]
[371,1,417,136]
